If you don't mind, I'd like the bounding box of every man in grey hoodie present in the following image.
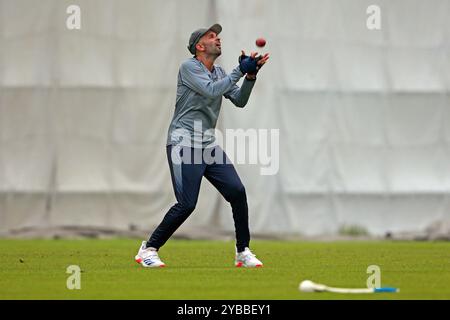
[135,23,269,268]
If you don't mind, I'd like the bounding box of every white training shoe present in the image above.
[235,247,263,268]
[135,241,166,268]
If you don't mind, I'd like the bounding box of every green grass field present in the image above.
[0,239,449,300]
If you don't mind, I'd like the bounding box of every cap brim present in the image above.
[207,23,222,35]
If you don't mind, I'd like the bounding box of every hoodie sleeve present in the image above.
[179,60,244,99]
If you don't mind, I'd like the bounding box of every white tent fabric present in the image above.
[0,0,449,237]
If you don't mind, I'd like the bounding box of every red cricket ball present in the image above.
[256,38,266,48]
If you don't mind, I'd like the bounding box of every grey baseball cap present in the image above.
[187,23,222,55]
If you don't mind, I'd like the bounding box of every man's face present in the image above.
[196,31,221,57]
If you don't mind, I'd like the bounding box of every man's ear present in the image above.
[195,42,204,53]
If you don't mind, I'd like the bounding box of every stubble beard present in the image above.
[206,43,221,58]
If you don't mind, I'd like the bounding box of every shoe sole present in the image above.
[135,256,166,268]
[235,261,263,268]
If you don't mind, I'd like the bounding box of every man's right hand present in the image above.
[239,50,270,77]
[238,53,258,74]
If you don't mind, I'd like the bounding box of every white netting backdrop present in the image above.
[0,0,449,237]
